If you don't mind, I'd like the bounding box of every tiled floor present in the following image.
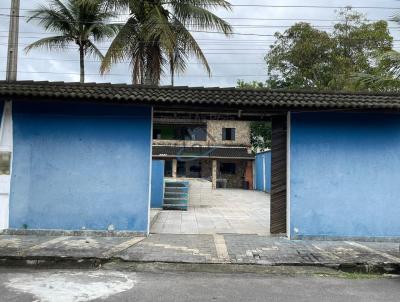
[151,179,270,235]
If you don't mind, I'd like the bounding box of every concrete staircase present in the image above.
[163,181,189,211]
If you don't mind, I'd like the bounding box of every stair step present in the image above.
[163,180,189,211]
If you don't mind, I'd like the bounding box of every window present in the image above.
[220,163,236,175]
[222,128,236,141]
[164,160,173,177]
[177,161,186,177]
[153,124,207,141]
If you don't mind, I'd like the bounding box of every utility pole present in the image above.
[6,0,20,82]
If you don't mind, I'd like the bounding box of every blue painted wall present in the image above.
[255,151,271,192]
[10,101,152,232]
[290,112,400,238]
[151,160,164,208]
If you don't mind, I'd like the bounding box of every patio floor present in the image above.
[151,179,270,235]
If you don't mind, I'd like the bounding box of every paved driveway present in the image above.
[151,179,270,235]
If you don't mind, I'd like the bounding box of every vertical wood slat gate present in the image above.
[270,115,287,234]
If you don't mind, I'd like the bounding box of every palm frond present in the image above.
[86,40,105,60]
[165,0,232,10]
[171,18,211,75]
[169,1,232,34]
[352,72,400,91]
[143,6,176,52]
[27,6,76,35]
[24,36,74,53]
[100,17,140,74]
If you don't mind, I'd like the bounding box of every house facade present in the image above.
[0,81,399,241]
[152,118,254,189]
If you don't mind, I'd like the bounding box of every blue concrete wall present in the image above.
[10,101,152,232]
[151,160,164,208]
[255,151,271,192]
[290,112,400,238]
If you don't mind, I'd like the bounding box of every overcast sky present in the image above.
[0,0,399,87]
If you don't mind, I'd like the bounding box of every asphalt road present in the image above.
[0,268,399,302]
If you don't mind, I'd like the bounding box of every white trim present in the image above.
[252,160,256,190]
[286,112,291,239]
[0,101,13,230]
[152,144,250,149]
[262,155,266,192]
[146,107,154,236]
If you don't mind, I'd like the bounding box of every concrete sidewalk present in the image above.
[0,234,399,273]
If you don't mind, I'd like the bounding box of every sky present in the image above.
[0,0,400,87]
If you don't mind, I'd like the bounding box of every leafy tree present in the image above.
[26,0,120,83]
[353,13,400,92]
[99,0,233,85]
[237,80,271,152]
[265,9,393,91]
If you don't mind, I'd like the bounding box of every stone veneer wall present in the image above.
[217,159,248,189]
[153,120,251,147]
[207,120,251,146]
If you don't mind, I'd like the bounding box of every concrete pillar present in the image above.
[212,159,217,189]
[172,159,177,178]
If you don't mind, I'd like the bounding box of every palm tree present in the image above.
[25,0,120,83]
[99,0,233,85]
[352,13,400,91]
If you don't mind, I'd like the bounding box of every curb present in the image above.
[0,256,399,275]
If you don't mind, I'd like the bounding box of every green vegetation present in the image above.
[236,80,271,152]
[25,0,120,83]
[265,8,393,91]
[99,0,232,85]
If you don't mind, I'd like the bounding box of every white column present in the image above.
[286,112,291,239]
[212,159,217,189]
[172,159,177,178]
[0,101,13,230]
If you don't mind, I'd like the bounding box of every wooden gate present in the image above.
[270,115,287,234]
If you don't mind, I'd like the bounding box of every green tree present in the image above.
[265,9,393,91]
[99,0,233,85]
[26,0,120,83]
[353,12,400,92]
[353,50,400,91]
[237,80,271,152]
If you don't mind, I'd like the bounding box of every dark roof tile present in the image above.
[1,81,400,111]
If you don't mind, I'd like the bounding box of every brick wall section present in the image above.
[153,120,251,147]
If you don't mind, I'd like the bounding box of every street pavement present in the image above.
[0,268,399,302]
[0,233,400,270]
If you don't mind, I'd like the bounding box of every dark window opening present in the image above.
[222,128,236,141]
[177,161,186,177]
[189,161,202,178]
[164,160,173,177]
[220,163,236,175]
[153,124,207,141]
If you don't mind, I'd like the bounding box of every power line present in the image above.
[2,70,267,78]
[229,4,400,10]
[0,56,267,64]
[1,4,399,10]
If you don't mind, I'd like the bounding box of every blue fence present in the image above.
[255,151,271,192]
[151,160,165,208]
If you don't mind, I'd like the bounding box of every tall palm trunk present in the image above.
[79,44,85,83]
[170,57,175,86]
